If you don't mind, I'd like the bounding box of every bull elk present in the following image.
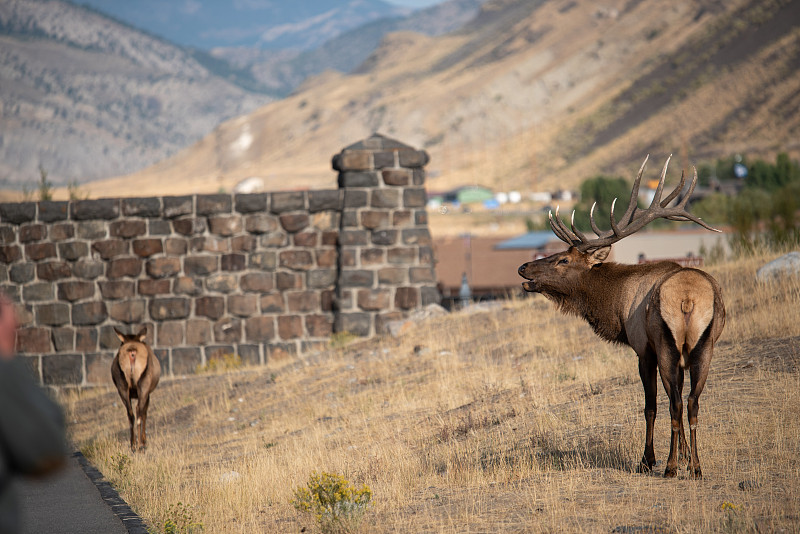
[518,156,725,478]
[111,326,161,451]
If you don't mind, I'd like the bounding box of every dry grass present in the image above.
[64,251,800,533]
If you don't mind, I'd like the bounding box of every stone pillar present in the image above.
[332,133,440,336]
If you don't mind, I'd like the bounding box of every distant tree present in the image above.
[571,175,633,233]
[37,164,53,201]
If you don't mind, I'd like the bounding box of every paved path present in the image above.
[16,451,147,534]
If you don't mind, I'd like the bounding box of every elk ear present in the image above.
[113,327,126,343]
[587,246,611,265]
[135,326,147,343]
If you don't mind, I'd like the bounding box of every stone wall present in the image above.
[0,134,439,386]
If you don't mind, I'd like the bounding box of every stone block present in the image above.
[122,197,161,217]
[164,238,188,255]
[138,278,171,296]
[410,267,436,283]
[276,272,302,291]
[99,325,123,350]
[403,228,432,246]
[76,221,106,240]
[287,291,318,312]
[293,232,318,247]
[58,241,89,261]
[382,169,410,186]
[0,202,35,224]
[157,321,184,346]
[50,223,74,241]
[38,201,68,222]
[58,281,94,301]
[278,315,303,339]
[260,293,284,313]
[231,235,257,252]
[361,248,385,266]
[340,249,356,267]
[91,239,128,260]
[235,193,267,214]
[148,219,171,235]
[206,274,237,293]
[22,282,54,301]
[0,245,21,263]
[322,231,338,246]
[344,190,368,208]
[189,236,229,253]
[214,317,241,343]
[76,328,98,352]
[237,344,261,366]
[42,354,82,385]
[36,303,69,326]
[421,285,442,305]
[333,151,371,172]
[132,239,163,257]
[340,171,379,187]
[403,188,427,208]
[357,289,391,311]
[85,352,113,385]
[25,242,57,261]
[228,294,258,316]
[379,267,407,285]
[279,213,309,233]
[316,249,337,268]
[340,270,374,287]
[163,196,193,218]
[266,342,297,361]
[171,276,201,295]
[72,301,108,325]
[376,311,405,334]
[0,226,14,245]
[371,229,398,246]
[184,255,218,276]
[244,213,279,234]
[196,296,224,319]
[413,169,426,185]
[271,192,305,213]
[19,223,46,243]
[197,194,231,215]
[342,210,358,228]
[186,319,212,345]
[371,189,400,208]
[419,246,434,265]
[16,327,51,353]
[308,269,336,289]
[373,150,395,169]
[388,247,416,264]
[173,217,207,236]
[308,190,340,212]
[146,257,181,278]
[261,233,289,249]
[107,257,142,279]
[221,253,245,272]
[398,149,429,168]
[106,299,145,324]
[52,328,74,352]
[10,264,34,284]
[14,303,32,325]
[110,220,146,238]
[339,229,368,246]
[149,298,190,321]
[279,250,313,270]
[335,313,371,337]
[249,251,277,270]
[240,272,274,292]
[71,199,119,220]
[204,345,236,365]
[361,210,389,229]
[37,261,71,280]
[395,287,419,310]
[305,315,333,338]
[173,348,202,376]
[393,210,412,227]
[208,215,242,236]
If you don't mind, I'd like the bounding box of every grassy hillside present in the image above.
[65,251,800,532]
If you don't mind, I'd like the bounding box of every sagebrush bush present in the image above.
[291,472,372,534]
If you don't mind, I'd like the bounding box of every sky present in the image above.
[387,0,443,7]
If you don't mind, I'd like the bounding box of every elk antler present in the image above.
[548,155,720,252]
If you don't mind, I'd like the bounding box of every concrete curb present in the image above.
[73,451,149,534]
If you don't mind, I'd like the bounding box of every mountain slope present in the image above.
[87,0,800,198]
[0,0,272,187]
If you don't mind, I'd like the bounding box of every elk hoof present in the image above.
[663,466,678,478]
[636,459,655,474]
[688,465,702,479]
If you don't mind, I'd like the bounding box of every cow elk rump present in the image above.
[518,156,725,478]
[111,326,161,451]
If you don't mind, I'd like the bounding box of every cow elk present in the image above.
[518,156,725,478]
[111,326,161,451]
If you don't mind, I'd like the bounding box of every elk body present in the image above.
[111,326,160,451]
[518,156,725,478]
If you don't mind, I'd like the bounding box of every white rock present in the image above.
[219,471,241,483]
[233,176,265,194]
[385,304,449,338]
[756,252,800,282]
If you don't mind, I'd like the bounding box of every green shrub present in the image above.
[161,502,203,534]
[291,472,372,534]
[196,353,242,374]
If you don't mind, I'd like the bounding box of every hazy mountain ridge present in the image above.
[0,0,272,186]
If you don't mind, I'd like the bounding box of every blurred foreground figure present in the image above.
[0,292,67,534]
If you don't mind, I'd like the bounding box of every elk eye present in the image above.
[557,258,569,265]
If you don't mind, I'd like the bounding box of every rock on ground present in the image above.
[756,252,800,282]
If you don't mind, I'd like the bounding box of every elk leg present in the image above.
[124,396,136,450]
[659,364,684,478]
[687,349,711,479]
[137,392,151,450]
[637,352,658,473]
[675,367,689,465]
